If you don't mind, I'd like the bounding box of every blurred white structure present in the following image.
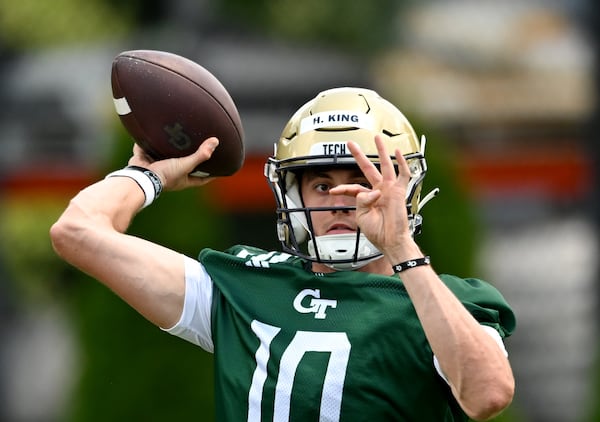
[378,1,597,421]
[376,0,593,123]
[482,217,597,421]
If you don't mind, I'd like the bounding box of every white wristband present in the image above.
[105,166,163,208]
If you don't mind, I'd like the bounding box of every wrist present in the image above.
[105,166,163,208]
[382,237,423,266]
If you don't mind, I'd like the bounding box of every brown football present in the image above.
[111,49,245,177]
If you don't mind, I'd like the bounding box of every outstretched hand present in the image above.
[128,138,220,191]
[328,135,413,252]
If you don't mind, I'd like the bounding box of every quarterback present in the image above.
[51,88,515,421]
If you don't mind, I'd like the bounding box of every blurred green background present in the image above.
[0,1,596,421]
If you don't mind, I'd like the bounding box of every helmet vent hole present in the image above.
[315,127,359,132]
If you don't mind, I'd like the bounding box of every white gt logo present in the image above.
[293,289,337,319]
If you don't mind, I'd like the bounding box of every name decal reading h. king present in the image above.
[299,110,374,134]
[314,113,359,125]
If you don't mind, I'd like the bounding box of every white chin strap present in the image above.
[307,233,381,271]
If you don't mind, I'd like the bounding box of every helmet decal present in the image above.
[299,110,374,133]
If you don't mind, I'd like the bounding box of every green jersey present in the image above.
[197,245,515,421]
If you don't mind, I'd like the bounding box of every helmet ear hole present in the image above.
[284,174,309,244]
[276,221,288,242]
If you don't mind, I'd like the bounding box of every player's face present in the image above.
[300,167,369,237]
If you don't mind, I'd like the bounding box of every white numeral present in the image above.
[249,320,351,422]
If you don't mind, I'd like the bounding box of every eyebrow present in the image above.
[304,170,333,181]
[303,167,364,181]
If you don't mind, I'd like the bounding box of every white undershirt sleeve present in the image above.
[161,255,214,353]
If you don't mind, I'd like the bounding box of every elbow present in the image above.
[50,218,72,259]
[464,375,515,421]
[50,210,85,261]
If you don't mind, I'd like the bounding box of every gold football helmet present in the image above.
[265,87,438,271]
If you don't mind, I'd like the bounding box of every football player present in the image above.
[51,87,515,421]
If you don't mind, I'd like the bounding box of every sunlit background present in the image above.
[0,0,597,421]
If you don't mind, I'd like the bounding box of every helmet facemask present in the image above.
[265,87,438,271]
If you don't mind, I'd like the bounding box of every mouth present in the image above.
[326,223,355,235]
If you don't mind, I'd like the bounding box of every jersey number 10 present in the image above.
[248,320,351,421]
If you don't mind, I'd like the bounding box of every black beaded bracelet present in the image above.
[126,166,163,198]
[392,256,431,273]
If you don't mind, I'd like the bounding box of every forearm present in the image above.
[50,176,185,327]
[384,241,514,420]
[51,176,143,256]
[77,176,145,229]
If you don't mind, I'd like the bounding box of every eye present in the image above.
[315,183,330,193]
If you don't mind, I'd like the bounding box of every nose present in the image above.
[329,193,354,212]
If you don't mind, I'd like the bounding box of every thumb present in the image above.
[181,137,219,171]
[357,190,381,208]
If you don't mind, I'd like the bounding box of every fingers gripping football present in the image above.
[111,50,244,177]
[128,138,220,191]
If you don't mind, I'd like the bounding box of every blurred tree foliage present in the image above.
[409,121,481,277]
[217,0,404,55]
[0,0,407,53]
[0,197,69,304]
[0,0,135,49]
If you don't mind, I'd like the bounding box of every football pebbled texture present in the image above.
[111,49,245,177]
